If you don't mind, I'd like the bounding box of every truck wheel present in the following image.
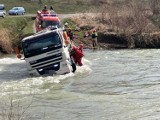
[71,56,76,73]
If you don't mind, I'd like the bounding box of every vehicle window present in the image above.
[0,6,4,10]
[0,4,5,10]
[22,33,62,57]
[41,21,46,28]
[13,8,18,10]
[43,21,61,28]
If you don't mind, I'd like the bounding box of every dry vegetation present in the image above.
[1,0,160,53]
[0,17,33,54]
[71,0,160,48]
[0,29,13,54]
[0,94,33,120]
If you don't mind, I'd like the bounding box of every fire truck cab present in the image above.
[35,10,61,32]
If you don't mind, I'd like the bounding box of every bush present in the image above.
[0,30,13,54]
[2,18,28,47]
[0,17,34,53]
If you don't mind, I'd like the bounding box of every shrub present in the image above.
[0,29,13,54]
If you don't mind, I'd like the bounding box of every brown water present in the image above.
[0,49,160,120]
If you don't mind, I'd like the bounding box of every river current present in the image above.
[0,49,160,120]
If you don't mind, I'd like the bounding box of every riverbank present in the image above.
[1,13,160,54]
[72,32,160,50]
[67,12,160,49]
[1,0,160,54]
[72,31,160,50]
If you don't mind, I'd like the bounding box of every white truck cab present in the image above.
[20,28,76,76]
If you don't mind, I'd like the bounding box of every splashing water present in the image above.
[0,55,92,99]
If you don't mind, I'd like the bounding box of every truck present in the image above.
[16,27,76,76]
[35,10,61,32]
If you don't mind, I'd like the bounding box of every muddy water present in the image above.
[0,49,160,120]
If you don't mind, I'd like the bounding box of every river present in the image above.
[0,49,160,120]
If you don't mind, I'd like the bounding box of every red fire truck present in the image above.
[35,10,61,32]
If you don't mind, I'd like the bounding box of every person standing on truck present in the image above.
[42,5,49,14]
[50,6,54,11]
[43,5,48,11]
[49,6,56,14]
[91,29,98,48]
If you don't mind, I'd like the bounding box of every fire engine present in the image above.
[35,10,61,32]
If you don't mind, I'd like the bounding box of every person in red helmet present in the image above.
[70,44,84,66]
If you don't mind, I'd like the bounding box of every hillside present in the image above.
[1,0,97,14]
[1,0,160,54]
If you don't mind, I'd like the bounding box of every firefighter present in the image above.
[42,5,49,14]
[50,6,54,11]
[91,29,98,48]
[67,29,74,42]
[70,45,84,66]
[49,6,56,14]
[64,22,71,32]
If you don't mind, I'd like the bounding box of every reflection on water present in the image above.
[0,49,160,120]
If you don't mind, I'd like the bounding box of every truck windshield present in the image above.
[22,32,62,58]
[42,21,61,28]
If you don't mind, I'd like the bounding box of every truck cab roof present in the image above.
[42,16,60,21]
[22,28,60,42]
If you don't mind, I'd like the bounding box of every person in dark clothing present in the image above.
[42,5,49,14]
[42,5,48,11]
[49,5,56,14]
[50,6,53,10]
[91,29,98,48]
[67,29,74,42]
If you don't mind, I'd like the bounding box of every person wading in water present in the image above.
[91,29,98,49]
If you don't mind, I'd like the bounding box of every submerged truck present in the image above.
[17,28,76,76]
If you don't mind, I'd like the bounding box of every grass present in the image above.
[1,0,94,14]
[0,16,34,53]
[1,0,160,51]
[62,18,85,39]
[0,16,35,35]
